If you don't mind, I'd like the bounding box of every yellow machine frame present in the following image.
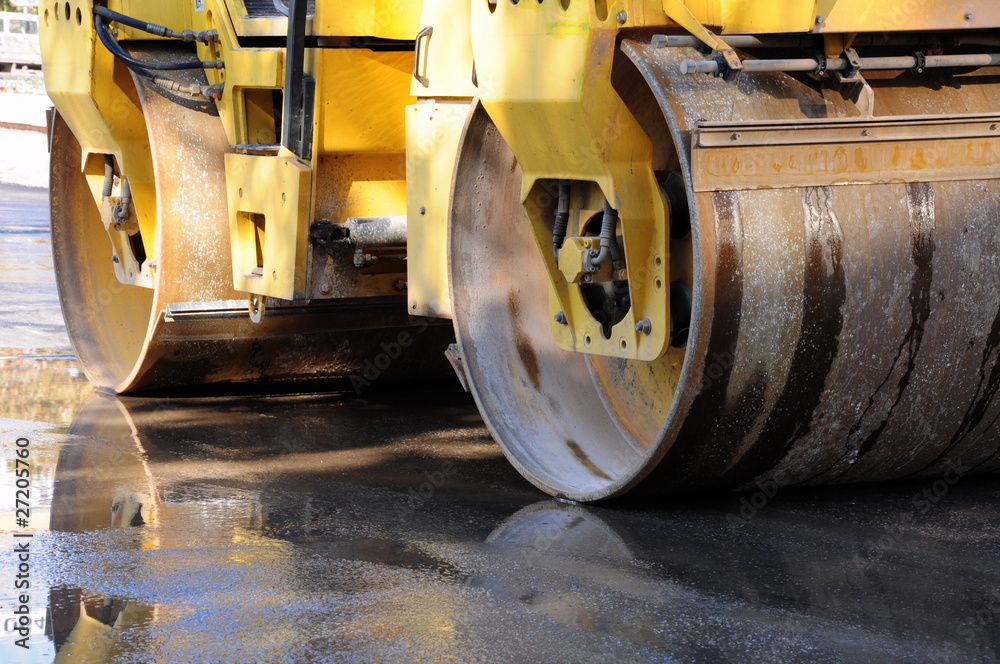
[40,0,1000,357]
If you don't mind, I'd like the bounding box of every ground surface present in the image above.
[1,184,1000,663]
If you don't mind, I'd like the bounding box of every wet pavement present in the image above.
[1,184,1000,663]
[0,183,69,350]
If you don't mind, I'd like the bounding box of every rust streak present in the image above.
[805,182,936,484]
[658,191,759,486]
[508,292,541,390]
[722,186,846,487]
[566,440,613,481]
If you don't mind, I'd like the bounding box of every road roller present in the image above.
[39,0,1000,500]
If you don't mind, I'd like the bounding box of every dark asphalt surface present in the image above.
[1,183,1000,663]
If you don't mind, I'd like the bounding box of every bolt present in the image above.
[991,124,998,131]
[581,274,592,283]
[112,255,119,263]
[635,318,652,335]
[419,206,426,215]
[862,129,872,136]
[319,282,331,294]
[965,11,974,21]
[112,222,123,231]
[616,10,627,24]
[393,279,406,291]
[814,15,823,25]
[731,133,741,141]
[589,249,600,258]
[554,311,567,325]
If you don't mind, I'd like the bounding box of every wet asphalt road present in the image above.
[0,184,69,350]
[1,183,1000,663]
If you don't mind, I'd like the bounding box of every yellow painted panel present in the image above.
[817,0,1000,32]
[313,153,407,222]
[405,101,473,319]
[225,0,423,39]
[226,152,313,300]
[719,0,815,33]
[409,0,476,98]
[197,0,286,147]
[666,0,1000,34]
[471,0,671,360]
[317,49,414,154]
[40,0,157,254]
[110,0,193,38]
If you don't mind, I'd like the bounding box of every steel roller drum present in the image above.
[449,41,1000,500]
[50,75,450,394]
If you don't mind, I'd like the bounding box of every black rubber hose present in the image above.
[584,201,619,272]
[93,5,172,38]
[94,15,219,71]
[94,17,157,79]
[552,181,570,258]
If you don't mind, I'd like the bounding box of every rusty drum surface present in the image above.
[450,41,1000,500]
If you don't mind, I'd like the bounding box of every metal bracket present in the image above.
[281,0,315,159]
[444,343,470,392]
[662,0,742,80]
[413,25,433,88]
[248,295,266,323]
[842,47,862,78]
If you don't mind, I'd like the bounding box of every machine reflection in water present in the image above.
[30,389,1000,663]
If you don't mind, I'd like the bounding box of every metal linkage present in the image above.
[281,0,315,159]
[309,217,408,249]
[657,32,1000,50]
[680,51,1000,76]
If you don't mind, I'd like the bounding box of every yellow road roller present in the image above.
[39,0,1000,500]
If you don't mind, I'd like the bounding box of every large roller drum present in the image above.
[51,74,450,394]
[450,42,1000,500]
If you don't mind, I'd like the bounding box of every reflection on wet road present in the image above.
[0,382,998,663]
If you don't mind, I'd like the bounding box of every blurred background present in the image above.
[0,0,48,189]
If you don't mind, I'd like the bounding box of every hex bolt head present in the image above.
[616,10,627,24]
[635,318,652,335]
[319,282,331,295]
[581,273,592,283]
[554,311,568,325]
[965,11,974,21]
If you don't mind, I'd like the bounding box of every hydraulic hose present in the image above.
[95,15,222,71]
[584,201,619,272]
[93,6,216,43]
[552,181,570,258]
[101,155,114,200]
